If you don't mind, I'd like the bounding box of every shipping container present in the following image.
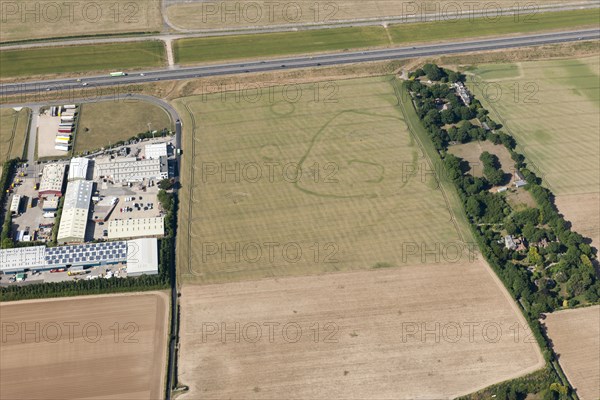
[63,104,77,109]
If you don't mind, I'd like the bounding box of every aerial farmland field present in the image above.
[543,306,600,400]
[0,107,30,163]
[174,76,471,284]
[178,261,544,399]
[0,292,169,400]
[468,56,600,248]
[165,0,594,30]
[173,9,599,65]
[0,0,162,43]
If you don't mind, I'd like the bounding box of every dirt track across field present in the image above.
[0,291,169,400]
[178,259,544,400]
[544,306,600,400]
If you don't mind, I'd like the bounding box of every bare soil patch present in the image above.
[0,291,169,400]
[178,260,544,400]
[543,306,600,400]
[448,140,515,181]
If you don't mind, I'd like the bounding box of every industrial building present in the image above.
[0,246,47,273]
[145,142,168,160]
[126,238,159,276]
[107,217,164,240]
[45,241,128,268]
[42,197,59,211]
[9,194,21,215]
[0,239,158,276]
[57,180,93,244]
[94,156,168,183]
[68,157,90,181]
[38,163,66,197]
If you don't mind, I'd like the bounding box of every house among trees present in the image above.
[514,171,527,188]
[504,235,517,250]
[453,82,471,105]
[504,235,527,251]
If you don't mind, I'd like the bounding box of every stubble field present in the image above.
[468,56,600,249]
[178,261,545,399]
[543,306,600,400]
[166,0,595,30]
[1,0,162,43]
[0,292,169,400]
[174,77,471,285]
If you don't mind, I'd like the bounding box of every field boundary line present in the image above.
[393,77,469,244]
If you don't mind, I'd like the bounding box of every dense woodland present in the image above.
[406,64,598,399]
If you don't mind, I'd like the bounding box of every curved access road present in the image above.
[1,28,598,97]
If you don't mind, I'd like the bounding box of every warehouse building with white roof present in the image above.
[126,238,159,276]
[94,156,168,183]
[1,240,158,276]
[68,157,90,181]
[107,217,164,240]
[144,142,168,160]
[57,180,94,244]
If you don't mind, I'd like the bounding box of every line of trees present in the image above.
[406,65,598,399]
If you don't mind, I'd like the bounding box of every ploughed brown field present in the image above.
[178,259,544,400]
[544,306,600,400]
[0,292,169,400]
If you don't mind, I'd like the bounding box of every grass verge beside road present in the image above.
[175,9,599,64]
[0,41,167,79]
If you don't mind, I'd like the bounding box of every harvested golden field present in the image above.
[1,0,162,43]
[0,292,169,400]
[555,193,600,254]
[166,0,592,30]
[178,260,544,399]
[0,107,30,162]
[174,77,471,284]
[543,306,600,400]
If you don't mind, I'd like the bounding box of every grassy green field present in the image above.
[74,100,173,154]
[0,108,30,163]
[388,9,599,43]
[174,9,599,64]
[0,41,166,78]
[468,56,600,246]
[174,77,472,284]
[174,27,388,64]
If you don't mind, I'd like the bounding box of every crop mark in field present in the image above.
[270,101,296,116]
[294,110,402,199]
[259,144,282,160]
